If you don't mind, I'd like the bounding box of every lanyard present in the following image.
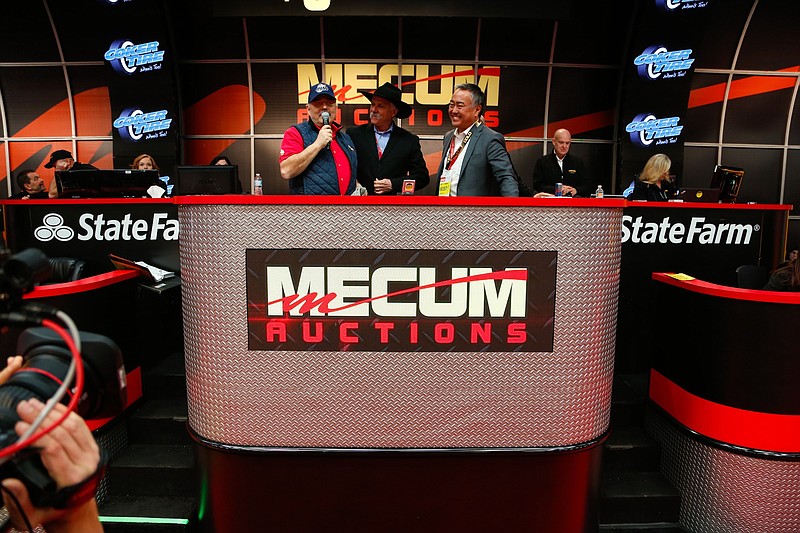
[444,129,473,171]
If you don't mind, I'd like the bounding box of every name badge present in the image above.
[438,170,452,197]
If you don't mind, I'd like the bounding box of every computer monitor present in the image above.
[55,169,163,198]
[174,165,241,195]
[710,165,744,203]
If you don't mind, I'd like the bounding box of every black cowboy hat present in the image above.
[358,82,412,119]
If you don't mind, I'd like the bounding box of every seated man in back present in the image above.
[532,129,591,197]
[10,169,48,199]
[45,149,97,198]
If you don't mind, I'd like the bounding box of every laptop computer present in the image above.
[56,169,162,198]
[675,188,721,203]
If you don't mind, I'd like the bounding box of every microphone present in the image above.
[321,111,331,149]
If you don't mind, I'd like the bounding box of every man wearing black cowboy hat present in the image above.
[347,82,429,195]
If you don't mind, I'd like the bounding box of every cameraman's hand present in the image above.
[2,399,103,532]
[0,356,23,386]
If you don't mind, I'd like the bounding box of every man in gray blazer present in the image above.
[435,83,518,197]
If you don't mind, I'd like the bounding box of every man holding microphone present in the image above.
[279,83,358,195]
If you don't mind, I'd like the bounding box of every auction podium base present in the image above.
[192,433,605,533]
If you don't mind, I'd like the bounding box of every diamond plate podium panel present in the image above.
[647,409,800,533]
[179,203,621,449]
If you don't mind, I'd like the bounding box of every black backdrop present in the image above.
[0,0,798,248]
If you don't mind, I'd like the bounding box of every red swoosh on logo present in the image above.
[298,67,501,103]
[268,269,527,315]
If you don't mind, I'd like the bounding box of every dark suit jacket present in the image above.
[347,124,430,195]
[628,178,677,201]
[435,123,519,197]
[532,152,591,197]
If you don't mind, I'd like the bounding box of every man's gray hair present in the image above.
[454,83,485,113]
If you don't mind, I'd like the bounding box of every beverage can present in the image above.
[555,182,563,197]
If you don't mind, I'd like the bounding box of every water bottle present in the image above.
[253,173,263,195]
[595,184,604,198]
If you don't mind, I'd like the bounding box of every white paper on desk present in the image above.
[134,261,175,282]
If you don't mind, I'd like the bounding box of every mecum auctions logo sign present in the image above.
[246,248,557,352]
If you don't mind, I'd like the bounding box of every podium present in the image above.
[177,195,623,532]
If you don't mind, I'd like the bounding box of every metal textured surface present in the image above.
[647,408,800,533]
[94,422,128,506]
[180,204,621,448]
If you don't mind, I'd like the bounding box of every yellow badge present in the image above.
[438,170,451,197]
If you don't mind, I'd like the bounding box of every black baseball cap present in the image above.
[44,149,74,168]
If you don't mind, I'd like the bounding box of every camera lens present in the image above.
[0,249,52,311]
[0,327,127,448]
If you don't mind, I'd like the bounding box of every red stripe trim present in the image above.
[172,195,793,210]
[2,196,787,210]
[652,272,800,305]
[649,369,800,453]
[173,194,626,207]
[87,366,143,432]
[0,198,174,206]
[23,270,142,299]
[627,201,791,211]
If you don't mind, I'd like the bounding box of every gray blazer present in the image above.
[436,122,519,197]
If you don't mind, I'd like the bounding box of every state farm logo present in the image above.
[34,213,74,242]
[247,248,557,353]
[621,215,758,245]
[33,213,178,242]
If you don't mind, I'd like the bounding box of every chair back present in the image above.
[735,264,769,289]
[47,257,87,283]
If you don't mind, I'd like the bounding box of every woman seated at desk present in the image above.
[628,153,677,202]
[210,155,233,166]
[132,153,159,172]
[763,257,800,292]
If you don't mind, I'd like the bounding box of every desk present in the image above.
[617,201,790,372]
[646,273,800,533]
[2,198,790,374]
[1,198,179,275]
[177,195,623,531]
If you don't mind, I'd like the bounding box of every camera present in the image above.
[0,248,127,507]
[0,248,51,313]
